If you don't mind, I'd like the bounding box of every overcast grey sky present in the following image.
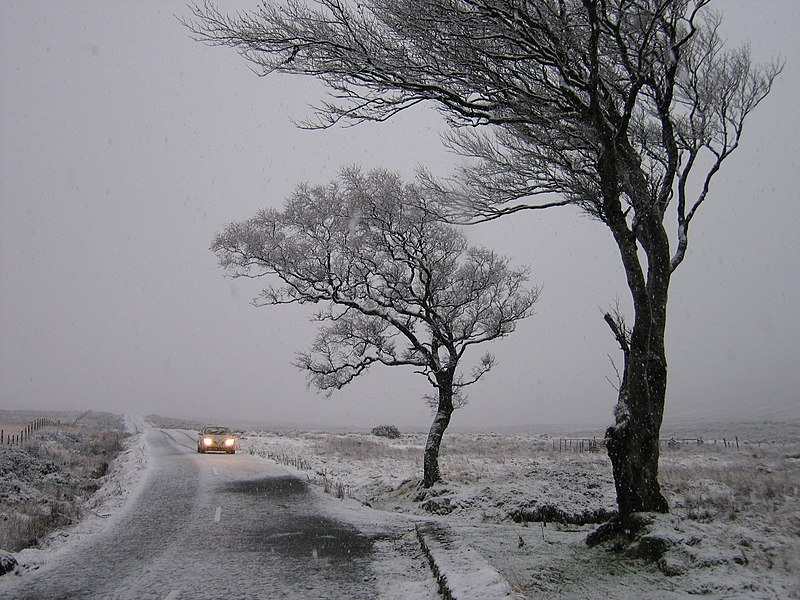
[1,1,798,430]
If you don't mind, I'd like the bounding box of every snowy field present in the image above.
[2,415,799,598]
[236,422,800,599]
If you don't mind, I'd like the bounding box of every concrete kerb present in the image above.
[415,522,514,600]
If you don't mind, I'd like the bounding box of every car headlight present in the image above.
[224,438,235,447]
[203,437,213,446]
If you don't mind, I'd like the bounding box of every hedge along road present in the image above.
[1,426,438,600]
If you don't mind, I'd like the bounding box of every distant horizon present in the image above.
[3,398,798,438]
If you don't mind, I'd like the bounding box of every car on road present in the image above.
[197,426,237,454]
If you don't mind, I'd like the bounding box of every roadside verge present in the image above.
[415,522,514,600]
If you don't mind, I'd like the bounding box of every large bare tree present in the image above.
[186,0,780,527]
[212,168,538,487]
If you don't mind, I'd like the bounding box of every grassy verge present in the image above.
[0,411,128,552]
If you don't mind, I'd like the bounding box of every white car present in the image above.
[197,426,237,454]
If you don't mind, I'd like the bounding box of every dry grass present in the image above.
[0,420,26,435]
[660,444,800,523]
[306,433,563,486]
[309,431,555,465]
[0,413,128,552]
[0,420,59,446]
[439,433,551,459]
[253,429,610,489]
[312,433,423,461]
[0,495,80,552]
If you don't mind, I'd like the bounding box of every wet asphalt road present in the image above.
[2,427,430,599]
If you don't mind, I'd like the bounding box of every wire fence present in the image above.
[553,438,603,453]
[1,417,60,447]
[552,435,748,453]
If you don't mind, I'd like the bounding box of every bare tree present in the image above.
[211,168,538,487]
[186,0,780,528]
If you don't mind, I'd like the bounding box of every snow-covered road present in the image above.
[1,423,438,599]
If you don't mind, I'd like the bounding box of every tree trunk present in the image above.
[598,148,671,524]
[605,383,670,519]
[605,218,671,522]
[422,372,454,488]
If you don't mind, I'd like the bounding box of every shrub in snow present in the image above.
[371,425,401,439]
[0,549,17,576]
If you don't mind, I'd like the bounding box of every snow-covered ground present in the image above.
[3,416,799,599]
[2,415,151,573]
[237,424,800,599]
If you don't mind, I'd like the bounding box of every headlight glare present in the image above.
[203,437,213,446]
[224,438,235,447]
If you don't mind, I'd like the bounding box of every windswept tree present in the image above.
[212,168,538,487]
[187,0,781,528]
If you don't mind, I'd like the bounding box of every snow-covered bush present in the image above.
[372,425,401,439]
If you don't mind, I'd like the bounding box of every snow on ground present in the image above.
[5,415,151,574]
[2,417,799,599]
[237,424,800,599]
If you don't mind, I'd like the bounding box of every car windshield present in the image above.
[204,427,231,435]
